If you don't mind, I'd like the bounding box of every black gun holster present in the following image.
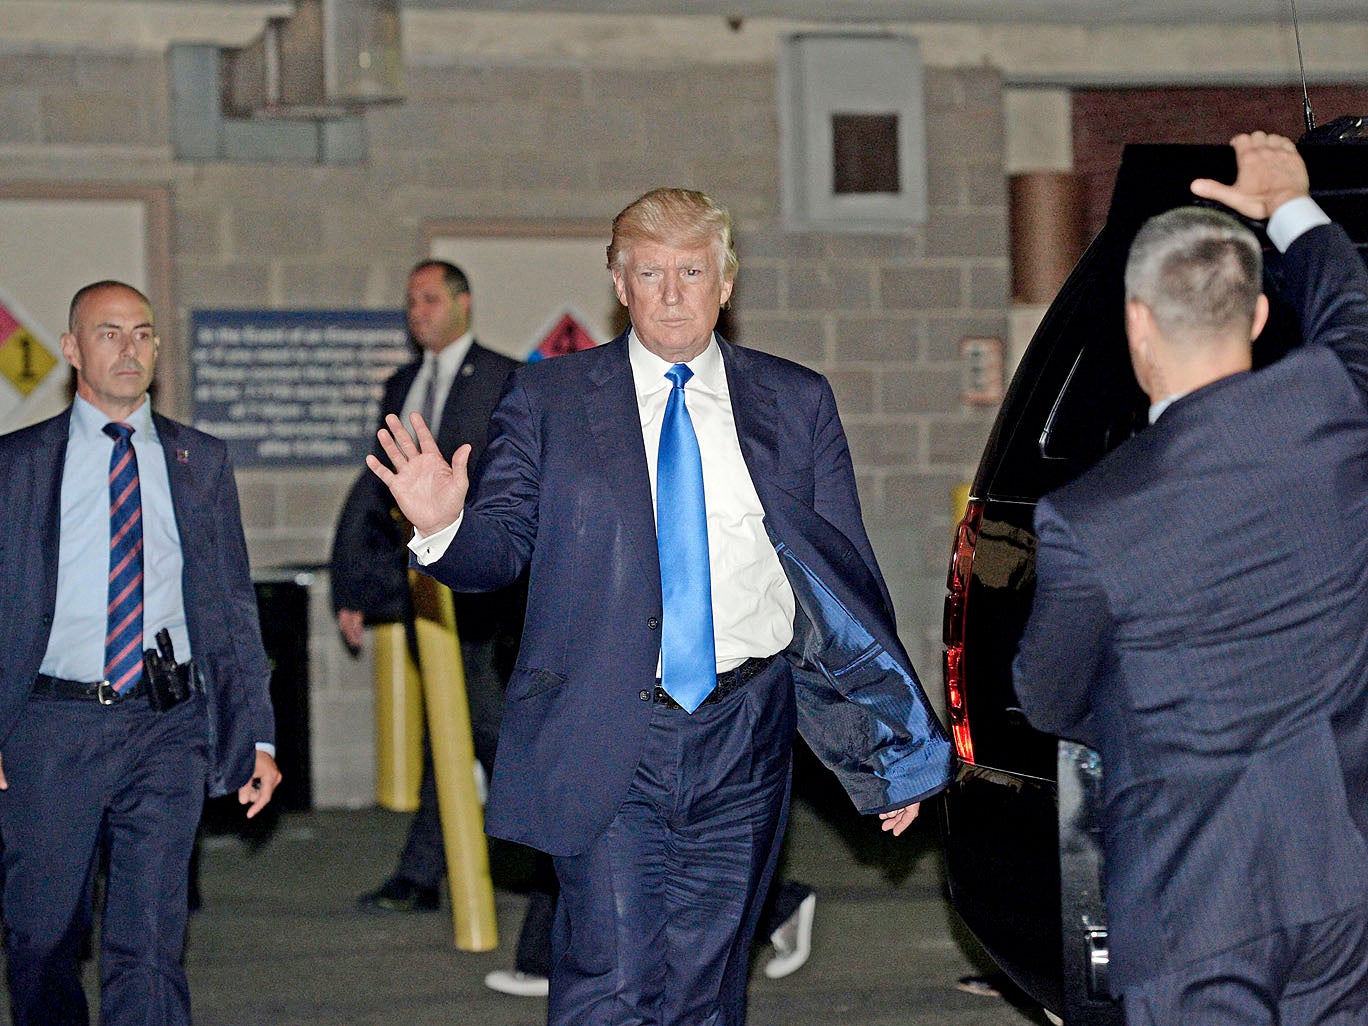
[142,628,195,712]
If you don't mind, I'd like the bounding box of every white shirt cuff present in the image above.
[255,742,276,757]
[1266,196,1331,253]
[408,512,463,565]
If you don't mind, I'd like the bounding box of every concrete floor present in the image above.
[2,758,1055,1026]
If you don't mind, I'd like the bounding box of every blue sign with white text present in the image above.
[191,309,411,467]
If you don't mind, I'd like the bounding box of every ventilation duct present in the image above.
[222,0,404,119]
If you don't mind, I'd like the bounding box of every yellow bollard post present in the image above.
[409,569,498,952]
[952,482,971,525]
[372,622,424,813]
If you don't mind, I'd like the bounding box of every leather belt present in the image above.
[33,673,145,706]
[653,653,777,711]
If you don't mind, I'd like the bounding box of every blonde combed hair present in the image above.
[607,187,738,281]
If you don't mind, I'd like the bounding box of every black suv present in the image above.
[937,122,1368,1025]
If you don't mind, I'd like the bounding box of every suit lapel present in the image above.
[154,414,195,539]
[437,342,482,454]
[719,340,783,494]
[585,335,659,581]
[384,359,421,415]
[36,410,73,609]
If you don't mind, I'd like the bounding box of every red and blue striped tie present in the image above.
[104,422,144,693]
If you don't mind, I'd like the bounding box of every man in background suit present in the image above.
[0,280,281,1026]
[332,260,523,914]
[1014,132,1368,1025]
[366,187,951,1025]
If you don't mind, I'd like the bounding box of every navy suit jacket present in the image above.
[331,340,520,629]
[0,408,275,797]
[1014,224,1368,992]
[420,331,952,856]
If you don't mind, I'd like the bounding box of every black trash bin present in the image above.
[252,569,313,812]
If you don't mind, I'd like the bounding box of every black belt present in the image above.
[33,673,145,705]
[653,654,777,712]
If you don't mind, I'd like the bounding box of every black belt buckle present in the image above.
[33,674,139,704]
[654,653,775,711]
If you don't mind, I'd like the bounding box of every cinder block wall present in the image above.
[0,47,1004,806]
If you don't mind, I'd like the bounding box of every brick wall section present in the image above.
[0,50,1005,804]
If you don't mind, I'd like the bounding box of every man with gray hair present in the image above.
[1014,132,1368,1024]
[1122,204,1267,423]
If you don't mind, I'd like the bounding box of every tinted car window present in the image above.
[1040,338,1147,466]
[979,230,1138,502]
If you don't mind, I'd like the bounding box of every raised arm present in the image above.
[1278,221,1368,399]
[1193,131,1368,399]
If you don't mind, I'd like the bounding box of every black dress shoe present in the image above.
[357,876,440,912]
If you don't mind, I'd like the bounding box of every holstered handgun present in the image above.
[142,629,194,712]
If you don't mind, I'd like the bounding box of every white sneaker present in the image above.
[483,969,549,997]
[763,891,816,979]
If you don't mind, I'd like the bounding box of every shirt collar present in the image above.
[627,329,724,398]
[426,331,475,379]
[1148,390,1189,424]
[71,393,157,442]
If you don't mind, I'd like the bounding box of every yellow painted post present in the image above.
[372,622,423,813]
[952,482,971,525]
[409,570,498,952]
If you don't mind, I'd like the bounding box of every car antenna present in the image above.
[1289,0,1315,133]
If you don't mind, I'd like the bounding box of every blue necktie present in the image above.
[104,422,144,693]
[657,364,716,713]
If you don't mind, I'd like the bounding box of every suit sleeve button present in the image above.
[647,617,660,630]
[639,690,650,702]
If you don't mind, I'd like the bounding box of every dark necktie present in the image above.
[656,364,716,712]
[420,364,440,431]
[104,422,144,693]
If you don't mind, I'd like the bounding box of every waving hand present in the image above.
[367,412,471,538]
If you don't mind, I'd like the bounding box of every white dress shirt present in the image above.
[627,332,795,671]
[412,331,796,672]
[404,331,475,437]
[1266,195,1331,254]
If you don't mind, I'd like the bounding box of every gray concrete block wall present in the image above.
[1,46,1004,801]
[0,51,165,155]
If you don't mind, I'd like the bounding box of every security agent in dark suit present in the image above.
[366,188,952,1025]
[1014,133,1368,1025]
[331,260,522,912]
[0,280,281,1026]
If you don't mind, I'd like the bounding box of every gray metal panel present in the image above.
[169,42,366,165]
[319,117,367,164]
[778,33,927,234]
[169,45,223,160]
[221,117,326,163]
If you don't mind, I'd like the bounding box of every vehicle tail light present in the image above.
[943,498,984,764]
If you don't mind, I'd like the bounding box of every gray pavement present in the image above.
[3,764,1052,1025]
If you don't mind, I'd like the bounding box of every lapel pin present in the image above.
[461,363,475,377]
[176,448,190,463]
